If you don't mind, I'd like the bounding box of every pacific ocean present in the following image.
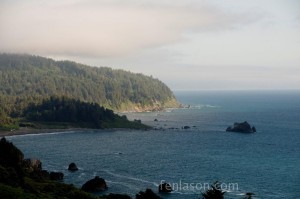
[8,90,300,199]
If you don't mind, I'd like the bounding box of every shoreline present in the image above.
[0,127,94,137]
[0,127,141,137]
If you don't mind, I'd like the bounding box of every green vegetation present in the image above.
[0,53,179,112]
[23,96,149,129]
[0,107,19,131]
[0,53,180,130]
[0,95,149,131]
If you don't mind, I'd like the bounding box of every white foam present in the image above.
[103,170,159,186]
[7,130,78,138]
[78,173,86,178]
[172,191,198,195]
[106,180,140,191]
[194,104,219,109]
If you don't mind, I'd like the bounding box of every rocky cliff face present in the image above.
[119,98,180,112]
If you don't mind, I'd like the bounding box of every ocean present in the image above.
[7,90,300,199]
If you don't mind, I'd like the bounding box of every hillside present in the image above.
[0,54,179,112]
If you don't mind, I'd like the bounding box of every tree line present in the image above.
[0,53,178,111]
[0,95,148,130]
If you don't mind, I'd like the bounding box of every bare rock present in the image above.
[81,176,108,192]
[68,162,78,171]
[226,121,256,133]
[158,183,172,193]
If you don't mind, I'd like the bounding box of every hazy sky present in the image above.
[1,0,299,90]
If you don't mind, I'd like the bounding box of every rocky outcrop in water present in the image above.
[226,121,256,133]
[68,162,78,171]
[158,183,172,193]
[81,176,108,192]
[182,126,190,129]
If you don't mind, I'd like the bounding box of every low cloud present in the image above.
[0,0,257,58]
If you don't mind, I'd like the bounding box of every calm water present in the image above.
[8,90,300,199]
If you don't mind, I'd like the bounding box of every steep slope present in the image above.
[0,54,179,112]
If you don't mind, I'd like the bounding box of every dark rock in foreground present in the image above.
[136,189,162,199]
[23,158,42,172]
[50,171,64,181]
[105,193,132,199]
[81,176,108,192]
[68,162,78,171]
[226,121,256,133]
[158,183,172,193]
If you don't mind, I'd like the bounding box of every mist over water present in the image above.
[8,90,300,199]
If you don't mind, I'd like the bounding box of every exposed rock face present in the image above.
[158,183,172,193]
[49,172,64,181]
[23,158,64,181]
[81,176,108,192]
[23,158,42,172]
[68,162,78,171]
[226,121,256,133]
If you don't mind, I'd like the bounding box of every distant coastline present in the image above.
[0,127,91,137]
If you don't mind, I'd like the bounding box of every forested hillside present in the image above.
[23,96,148,129]
[0,54,179,112]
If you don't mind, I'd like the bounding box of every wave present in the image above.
[178,104,220,110]
[75,172,87,179]
[103,170,159,187]
[193,104,219,109]
[106,180,140,191]
[172,191,199,195]
[7,130,79,138]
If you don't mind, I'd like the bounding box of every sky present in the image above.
[0,0,299,90]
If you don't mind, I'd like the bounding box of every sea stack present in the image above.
[226,121,256,133]
[68,162,78,171]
